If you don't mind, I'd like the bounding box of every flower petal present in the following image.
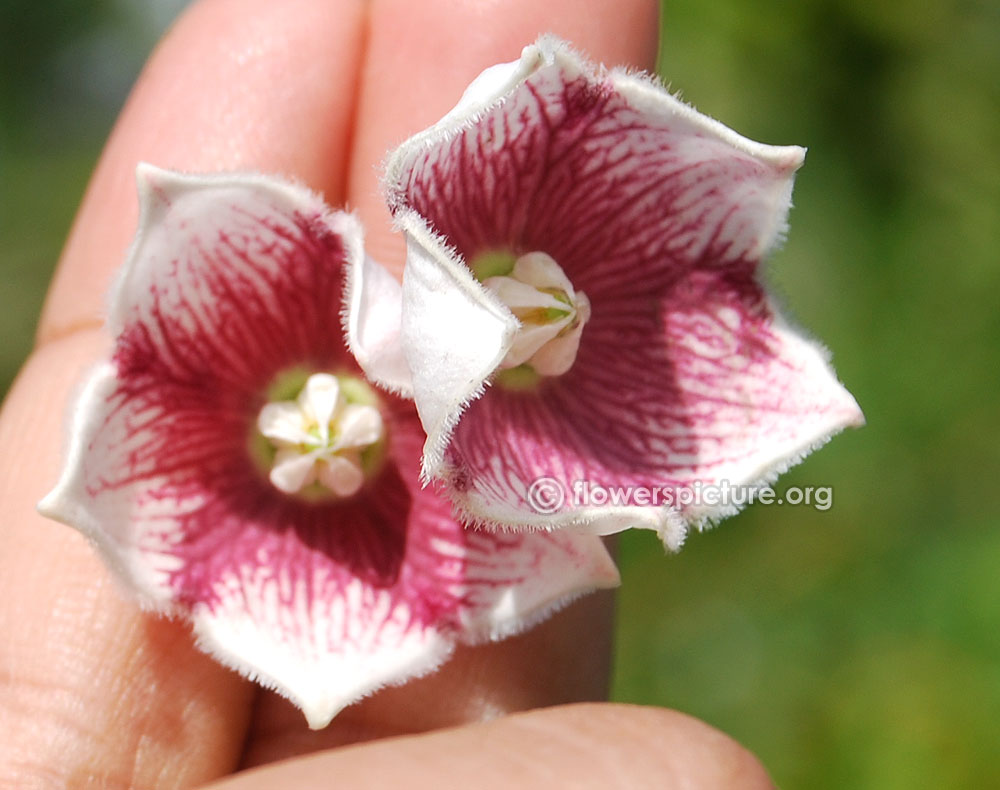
[333,404,384,450]
[258,401,312,446]
[384,37,860,540]
[511,251,577,294]
[112,164,363,390]
[345,253,413,395]
[184,408,617,728]
[501,320,570,369]
[527,300,589,376]
[387,39,812,486]
[455,528,619,641]
[316,453,365,498]
[189,537,450,730]
[298,373,342,444]
[441,281,862,545]
[386,37,805,284]
[387,410,620,643]
[40,164,623,728]
[398,210,518,477]
[37,362,181,607]
[271,448,320,494]
[483,276,569,313]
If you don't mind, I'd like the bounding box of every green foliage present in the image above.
[613,1,1000,787]
[0,0,115,116]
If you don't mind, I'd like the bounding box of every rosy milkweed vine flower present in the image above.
[38,166,619,729]
[380,36,864,547]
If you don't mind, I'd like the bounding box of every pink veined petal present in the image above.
[180,405,617,729]
[41,379,420,727]
[382,414,620,646]
[168,450,421,730]
[386,39,812,486]
[111,165,365,397]
[384,37,862,540]
[192,577,453,730]
[442,274,863,545]
[386,37,804,296]
[37,168,372,606]
[454,528,619,641]
[37,362,181,607]
[39,168,461,723]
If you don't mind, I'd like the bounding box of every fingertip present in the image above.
[206,702,773,790]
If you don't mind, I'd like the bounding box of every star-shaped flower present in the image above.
[38,166,619,728]
[379,36,863,548]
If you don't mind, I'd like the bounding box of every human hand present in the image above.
[0,0,772,786]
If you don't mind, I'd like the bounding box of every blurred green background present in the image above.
[1,1,997,787]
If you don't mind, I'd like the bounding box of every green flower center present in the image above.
[252,372,386,500]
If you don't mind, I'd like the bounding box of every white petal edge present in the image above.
[191,585,453,730]
[410,52,543,143]
[37,361,179,609]
[344,253,414,396]
[398,209,518,479]
[606,70,804,261]
[384,35,804,243]
[443,478,691,552]
[679,312,865,525]
[112,164,365,338]
[458,531,620,643]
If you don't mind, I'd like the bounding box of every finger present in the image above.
[239,0,659,761]
[347,0,660,274]
[1,0,366,785]
[210,704,775,790]
[38,0,366,345]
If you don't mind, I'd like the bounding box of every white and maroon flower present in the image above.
[38,166,619,729]
[380,36,864,548]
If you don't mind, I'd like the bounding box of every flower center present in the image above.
[256,372,385,498]
[479,251,590,379]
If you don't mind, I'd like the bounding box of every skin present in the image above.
[0,0,775,787]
